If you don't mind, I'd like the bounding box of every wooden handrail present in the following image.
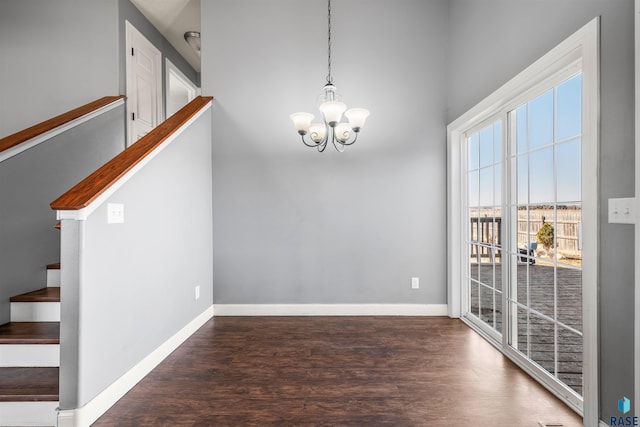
[0,96,125,154]
[51,96,213,211]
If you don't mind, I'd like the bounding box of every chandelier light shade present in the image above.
[290,0,370,152]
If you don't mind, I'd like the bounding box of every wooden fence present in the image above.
[470,208,582,257]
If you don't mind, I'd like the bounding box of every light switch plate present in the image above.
[107,203,125,224]
[608,197,636,224]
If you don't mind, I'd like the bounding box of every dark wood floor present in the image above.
[94,317,582,427]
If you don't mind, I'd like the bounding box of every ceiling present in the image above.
[129,0,201,72]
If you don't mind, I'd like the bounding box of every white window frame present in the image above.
[447,18,599,424]
[635,0,640,417]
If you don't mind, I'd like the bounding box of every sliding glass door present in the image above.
[463,72,583,398]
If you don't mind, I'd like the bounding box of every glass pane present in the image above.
[557,139,581,203]
[517,155,528,205]
[556,74,582,141]
[529,264,555,319]
[494,163,502,206]
[514,304,529,354]
[557,326,583,396]
[557,204,582,267]
[477,249,487,284]
[493,121,502,163]
[469,244,479,281]
[529,89,554,149]
[494,290,503,333]
[468,170,479,207]
[529,312,555,377]
[479,284,494,327]
[479,126,493,167]
[516,105,528,154]
[469,208,479,242]
[516,261,528,306]
[529,147,554,204]
[516,206,529,249]
[479,167,493,207]
[557,265,582,332]
[470,279,479,317]
[468,134,479,170]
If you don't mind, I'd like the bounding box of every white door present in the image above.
[126,21,163,145]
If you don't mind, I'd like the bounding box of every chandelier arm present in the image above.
[332,138,346,152]
[318,138,328,152]
[337,131,359,146]
[301,134,323,148]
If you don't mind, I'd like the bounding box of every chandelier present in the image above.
[289,0,370,152]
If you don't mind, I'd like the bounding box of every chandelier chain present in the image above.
[326,0,333,84]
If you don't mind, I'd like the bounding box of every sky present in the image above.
[468,73,582,209]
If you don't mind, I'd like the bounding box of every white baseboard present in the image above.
[0,401,58,426]
[56,305,214,427]
[213,303,449,316]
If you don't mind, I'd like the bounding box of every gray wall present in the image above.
[118,0,201,107]
[0,105,126,324]
[58,109,213,408]
[0,0,120,138]
[447,0,635,421]
[0,0,200,140]
[202,0,449,305]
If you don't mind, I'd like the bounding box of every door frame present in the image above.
[447,18,599,424]
[125,20,163,146]
[165,58,200,119]
[635,0,640,417]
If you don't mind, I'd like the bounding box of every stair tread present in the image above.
[47,262,60,270]
[0,322,59,344]
[0,367,59,401]
[10,287,60,303]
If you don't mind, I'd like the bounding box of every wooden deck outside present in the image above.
[470,263,583,395]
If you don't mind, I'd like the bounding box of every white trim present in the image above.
[165,58,200,119]
[0,98,124,164]
[47,268,61,287]
[56,100,212,221]
[635,0,640,418]
[447,18,599,423]
[213,304,448,317]
[0,344,59,367]
[56,305,213,427]
[11,301,60,322]
[0,401,58,426]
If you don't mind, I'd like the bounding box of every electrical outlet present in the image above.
[107,203,125,224]
[195,285,200,300]
[411,277,419,289]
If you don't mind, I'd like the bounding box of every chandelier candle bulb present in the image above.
[309,123,327,142]
[335,123,352,142]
